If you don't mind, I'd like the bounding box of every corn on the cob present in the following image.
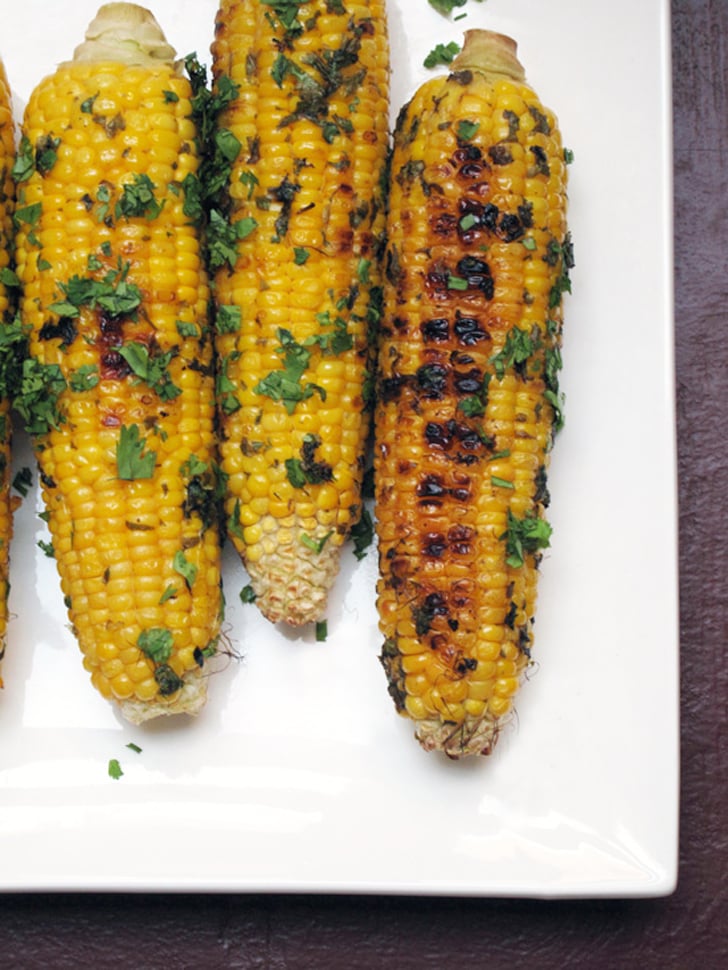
[13,3,223,722]
[0,58,18,688]
[374,30,572,758]
[209,0,389,626]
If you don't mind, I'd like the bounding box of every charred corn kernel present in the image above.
[375,31,572,759]
[210,0,389,626]
[13,4,223,723]
[0,57,19,689]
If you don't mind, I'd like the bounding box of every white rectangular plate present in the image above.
[0,0,678,896]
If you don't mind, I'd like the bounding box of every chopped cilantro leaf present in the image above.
[116,424,157,480]
[423,41,461,69]
[350,507,374,560]
[115,173,163,221]
[254,328,326,415]
[116,342,181,401]
[456,120,480,142]
[11,136,34,183]
[176,320,199,339]
[215,304,242,334]
[108,759,123,780]
[500,509,552,568]
[69,364,99,392]
[15,359,66,436]
[490,326,540,379]
[173,549,198,589]
[12,467,33,497]
[137,627,174,664]
[301,531,333,554]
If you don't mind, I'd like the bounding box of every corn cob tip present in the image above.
[247,538,342,627]
[451,29,526,83]
[71,2,177,66]
[415,716,500,760]
[119,675,207,725]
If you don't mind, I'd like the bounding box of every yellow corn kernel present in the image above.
[211,0,389,626]
[375,30,571,759]
[14,4,223,721]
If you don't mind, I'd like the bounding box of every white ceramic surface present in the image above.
[0,0,678,896]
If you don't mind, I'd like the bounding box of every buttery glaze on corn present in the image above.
[210,0,389,626]
[13,4,223,721]
[374,30,572,758]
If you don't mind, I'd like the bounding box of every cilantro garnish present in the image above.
[13,202,42,231]
[216,354,241,415]
[12,133,60,181]
[15,359,66,436]
[116,342,181,401]
[306,310,353,355]
[12,467,33,497]
[500,509,552,568]
[456,120,480,142]
[428,0,484,15]
[175,320,199,339]
[272,22,368,143]
[0,267,19,289]
[137,627,174,664]
[11,137,34,183]
[108,759,123,780]
[80,94,98,114]
[262,0,312,40]
[215,304,242,334]
[254,328,326,414]
[301,531,333,554]
[206,209,257,271]
[490,326,540,380]
[49,261,142,320]
[0,314,29,401]
[239,170,259,199]
[349,507,374,561]
[423,41,461,69]
[458,372,491,418]
[116,424,157,480]
[69,364,99,392]
[173,549,198,589]
[115,173,163,221]
[35,135,61,177]
[285,433,334,488]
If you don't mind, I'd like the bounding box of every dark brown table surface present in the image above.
[5,1,727,966]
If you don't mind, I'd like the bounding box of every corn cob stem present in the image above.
[14,4,223,722]
[375,29,571,758]
[210,0,389,627]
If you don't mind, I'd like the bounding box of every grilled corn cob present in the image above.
[0,58,18,687]
[375,30,572,758]
[13,3,223,722]
[209,0,389,626]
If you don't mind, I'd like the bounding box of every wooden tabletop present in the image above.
[4,1,726,966]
